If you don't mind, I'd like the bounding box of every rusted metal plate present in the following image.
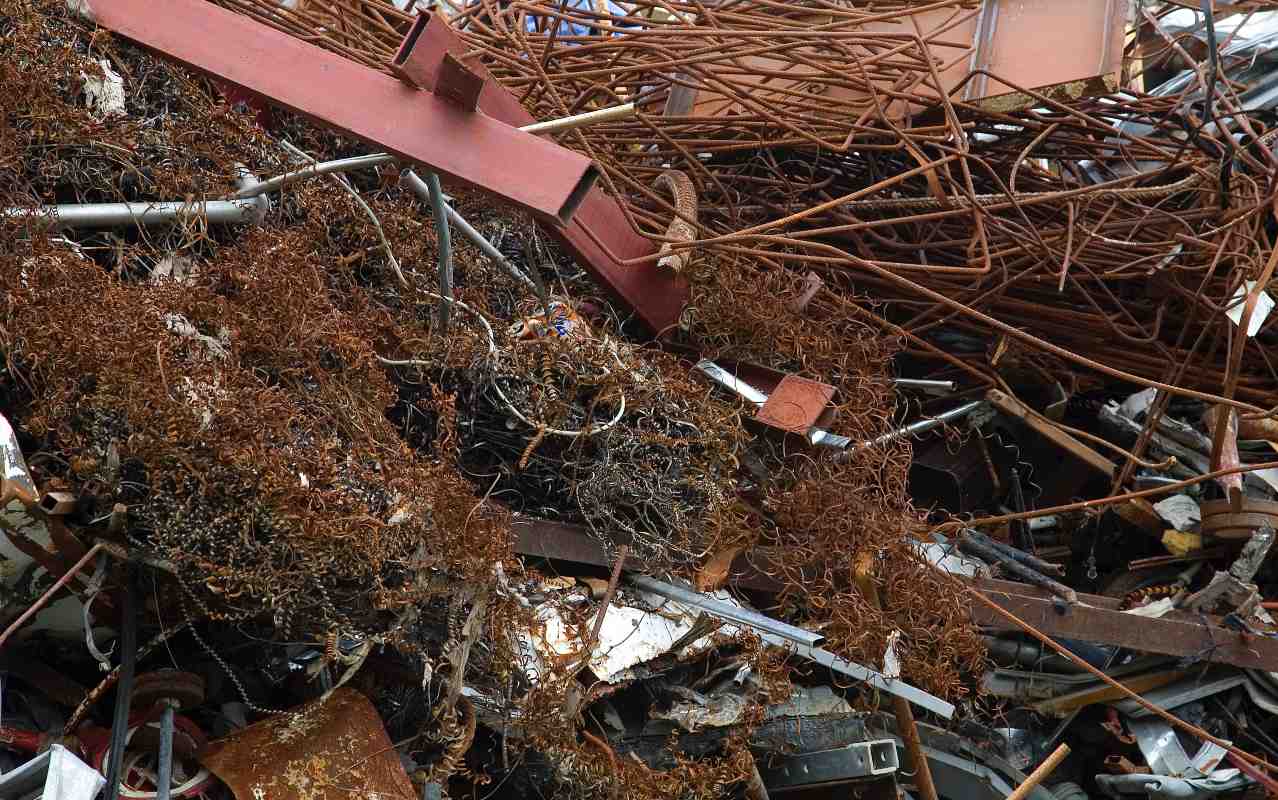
[399,13,688,335]
[756,375,837,435]
[963,0,1128,112]
[970,578,1278,671]
[200,688,415,800]
[86,0,598,225]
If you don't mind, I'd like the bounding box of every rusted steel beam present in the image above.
[394,13,688,335]
[83,0,598,225]
[512,516,784,592]
[971,577,1278,671]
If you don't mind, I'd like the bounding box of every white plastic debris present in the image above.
[1153,495,1202,532]
[81,58,126,118]
[882,630,903,681]
[1124,597,1176,619]
[521,589,739,684]
[0,745,105,800]
[1119,387,1157,420]
[1225,280,1274,337]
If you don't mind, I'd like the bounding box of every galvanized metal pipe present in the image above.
[155,702,176,800]
[232,153,397,199]
[893,379,955,393]
[627,574,824,648]
[6,169,268,230]
[3,198,267,229]
[401,170,536,290]
[423,171,454,333]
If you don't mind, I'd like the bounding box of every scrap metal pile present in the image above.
[7,0,1278,798]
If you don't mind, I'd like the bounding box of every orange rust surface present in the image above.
[200,689,416,800]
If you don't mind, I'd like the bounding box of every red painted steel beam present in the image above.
[398,13,688,335]
[83,0,598,225]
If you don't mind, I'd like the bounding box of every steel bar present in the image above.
[422,171,454,333]
[85,0,600,225]
[957,536,1077,604]
[850,400,985,452]
[102,567,138,800]
[755,630,956,719]
[627,574,824,648]
[970,578,1278,671]
[893,379,955,393]
[155,703,176,800]
[521,103,637,135]
[1005,743,1070,800]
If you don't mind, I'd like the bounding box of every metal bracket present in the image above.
[757,739,899,791]
[433,52,485,112]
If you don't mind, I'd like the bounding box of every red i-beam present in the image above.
[84,1,689,333]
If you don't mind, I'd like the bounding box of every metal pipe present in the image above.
[694,359,769,406]
[893,379,955,393]
[520,102,637,135]
[837,401,985,461]
[422,172,454,333]
[1006,744,1070,800]
[232,153,397,198]
[155,702,175,800]
[401,170,535,290]
[3,198,266,230]
[235,106,631,201]
[627,574,824,648]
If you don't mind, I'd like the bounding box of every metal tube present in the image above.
[423,172,454,333]
[233,153,397,198]
[627,574,824,648]
[693,360,769,406]
[893,379,955,393]
[840,400,985,460]
[3,198,265,230]
[401,170,535,290]
[520,102,637,135]
[156,703,175,800]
